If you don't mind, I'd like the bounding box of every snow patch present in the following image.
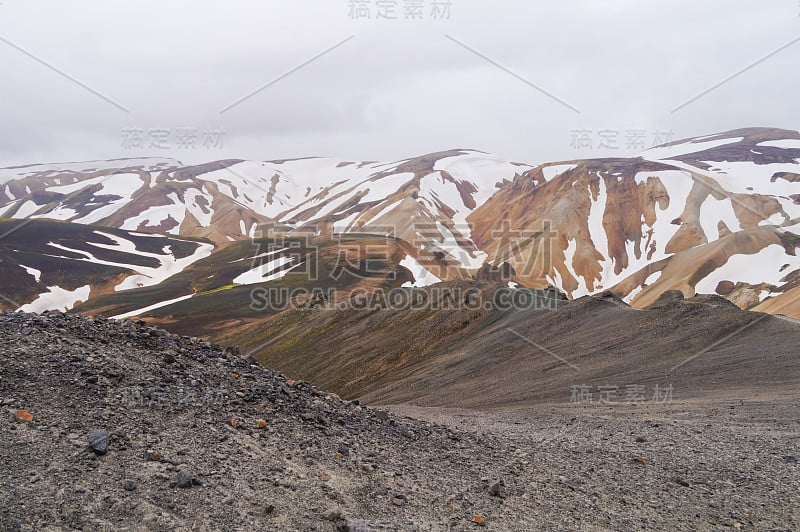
[18,285,91,313]
[19,264,41,282]
[111,294,195,320]
[542,164,577,182]
[232,256,300,285]
[694,243,792,298]
[399,255,442,287]
[757,139,800,150]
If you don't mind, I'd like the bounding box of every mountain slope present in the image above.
[230,283,800,407]
[3,311,797,530]
[74,233,418,336]
[0,219,212,312]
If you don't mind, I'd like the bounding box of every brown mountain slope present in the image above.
[222,284,800,408]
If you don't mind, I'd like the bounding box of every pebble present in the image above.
[175,469,194,488]
[671,476,690,487]
[88,429,109,455]
[488,480,504,497]
[14,409,33,423]
[322,508,343,521]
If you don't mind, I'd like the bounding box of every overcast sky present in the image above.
[0,0,798,167]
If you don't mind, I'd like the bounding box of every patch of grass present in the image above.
[198,283,236,296]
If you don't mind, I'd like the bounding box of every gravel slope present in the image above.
[1,311,798,531]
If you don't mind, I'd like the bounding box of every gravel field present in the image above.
[1,311,798,531]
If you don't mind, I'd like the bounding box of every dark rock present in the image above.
[488,480,505,497]
[716,280,736,296]
[88,429,109,455]
[671,476,690,487]
[123,479,136,491]
[322,508,343,521]
[300,412,319,424]
[557,477,576,491]
[175,469,194,488]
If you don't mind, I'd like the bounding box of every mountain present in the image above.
[0,150,524,279]
[1,127,799,322]
[470,128,800,315]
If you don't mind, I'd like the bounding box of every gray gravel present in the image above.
[0,310,798,531]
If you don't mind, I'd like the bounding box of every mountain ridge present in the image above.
[1,127,799,319]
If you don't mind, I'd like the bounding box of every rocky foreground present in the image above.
[0,311,798,531]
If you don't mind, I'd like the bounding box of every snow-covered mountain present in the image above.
[471,128,800,315]
[2,127,799,318]
[0,150,527,280]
